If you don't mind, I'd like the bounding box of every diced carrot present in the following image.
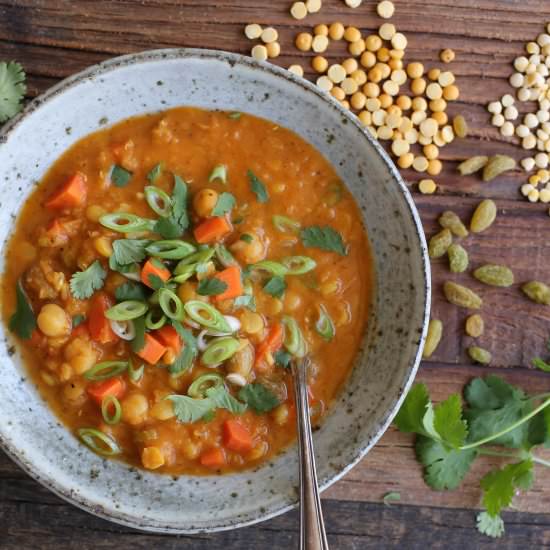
[88,293,118,344]
[153,325,182,355]
[87,377,126,406]
[200,447,226,468]
[213,265,243,302]
[136,333,167,365]
[255,322,284,367]
[193,216,232,244]
[45,172,87,210]
[223,420,253,453]
[141,258,171,289]
[72,321,89,338]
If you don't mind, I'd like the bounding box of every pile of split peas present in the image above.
[244,0,465,195]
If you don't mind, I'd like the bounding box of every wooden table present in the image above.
[2,0,550,547]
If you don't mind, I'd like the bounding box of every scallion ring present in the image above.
[105,300,148,321]
[145,309,166,330]
[281,256,317,275]
[171,264,197,283]
[272,215,301,234]
[78,428,121,456]
[184,300,232,333]
[175,248,215,273]
[282,315,307,358]
[145,240,196,260]
[99,213,156,233]
[120,263,141,282]
[144,185,173,217]
[315,304,335,342]
[214,244,237,268]
[187,373,224,398]
[109,319,135,341]
[128,360,145,383]
[158,288,184,320]
[201,337,240,366]
[249,260,288,277]
[101,395,122,425]
[83,361,128,381]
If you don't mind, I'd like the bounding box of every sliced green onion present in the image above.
[128,360,145,382]
[146,163,163,183]
[315,304,335,342]
[101,395,122,425]
[175,248,215,273]
[105,300,148,321]
[120,262,142,282]
[187,373,224,398]
[184,300,232,333]
[144,185,172,217]
[273,215,301,234]
[145,309,166,330]
[171,264,197,283]
[83,361,128,381]
[281,256,317,275]
[201,337,240,366]
[208,164,228,184]
[99,213,156,233]
[282,315,307,358]
[78,428,121,456]
[214,244,237,268]
[146,240,196,260]
[249,260,288,277]
[158,288,184,320]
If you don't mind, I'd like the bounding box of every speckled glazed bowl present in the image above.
[0,49,430,533]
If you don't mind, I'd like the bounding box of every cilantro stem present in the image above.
[459,396,550,451]
[477,448,522,460]
[532,456,550,468]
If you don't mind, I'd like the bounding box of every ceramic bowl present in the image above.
[0,49,430,533]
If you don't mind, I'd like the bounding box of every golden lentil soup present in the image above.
[2,107,372,474]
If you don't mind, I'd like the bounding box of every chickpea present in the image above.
[64,337,97,375]
[230,232,265,264]
[284,290,302,311]
[240,311,264,334]
[193,188,219,218]
[227,342,255,379]
[264,296,283,316]
[272,404,290,426]
[122,393,149,425]
[141,446,165,470]
[181,439,201,460]
[63,380,86,402]
[85,204,106,223]
[37,304,71,337]
[178,281,197,302]
[150,399,175,420]
[248,441,269,461]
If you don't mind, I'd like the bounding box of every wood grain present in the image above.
[1,0,550,545]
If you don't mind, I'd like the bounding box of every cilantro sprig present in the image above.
[394,376,550,538]
[8,280,36,339]
[0,61,26,122]
[300,225,348,256]
[69,260,107,300]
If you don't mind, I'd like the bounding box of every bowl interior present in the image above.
[0,49,429,533]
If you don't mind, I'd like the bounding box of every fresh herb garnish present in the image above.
[146,162,163,183]
[70,260,107,300]
[382,492,401,507]
[533,357,550,372]
[8,280,36,339]
[394,376,550,539]
[112,239,150,266]
[110,165,132,187]
[228,112,242,120]
[169,321,198,375]
[0,61,26,122]
[240,233,253,243]
[147,273,167,291]
[211,192,236,217]
[238,383,280,413]
[233,294,256,311]
[274,349,291,368]
[263,276,286,298]
[206,386,247,414]
[209,164,228,184]
[154,174,189,238]
[115,282,147,302]
[197,277,228,296]
[248,170,269,203]
[130,315,146,353]
[300,225,347,256]
[72,314,86,328]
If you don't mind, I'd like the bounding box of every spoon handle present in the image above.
[293,359,330,550]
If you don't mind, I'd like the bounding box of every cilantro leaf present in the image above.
[240,233,253,243]
[169,321,198,375]
[533,358,550,372]
[263,276,286,298]
[211,192,236,217]
[394,383,432,435]
[146,162,163,183]
[300,225,348,256]
[433,394,468,449]
[112,239,150,266]
[238,383,280,413]
[167,394,214,422]
[147,273,167,291]
[206,386,247,414]
[464,376,532,448]
[481,460,533,517]
[233,294,256,311]
[382,492,401,507]
[8,280,36,339]
[70,260,106,300]
[476,511,505,538]
[274,349,291,368]
[527,406,550,448]
[416,436,477,490]
[115,282,147,302]
[0,61,26,122]
[154,174,189,238]
[130,315,146,353]
[110,165,132,187]
[72,314,86,328]
[197,277,228,296]
[248,170,269,203]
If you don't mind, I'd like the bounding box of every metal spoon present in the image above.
[292,357,330,550]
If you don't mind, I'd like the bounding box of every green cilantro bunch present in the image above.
[0,61,26,122]
[394,375,550,538]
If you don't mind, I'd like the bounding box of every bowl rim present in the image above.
[0,47,431,534]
